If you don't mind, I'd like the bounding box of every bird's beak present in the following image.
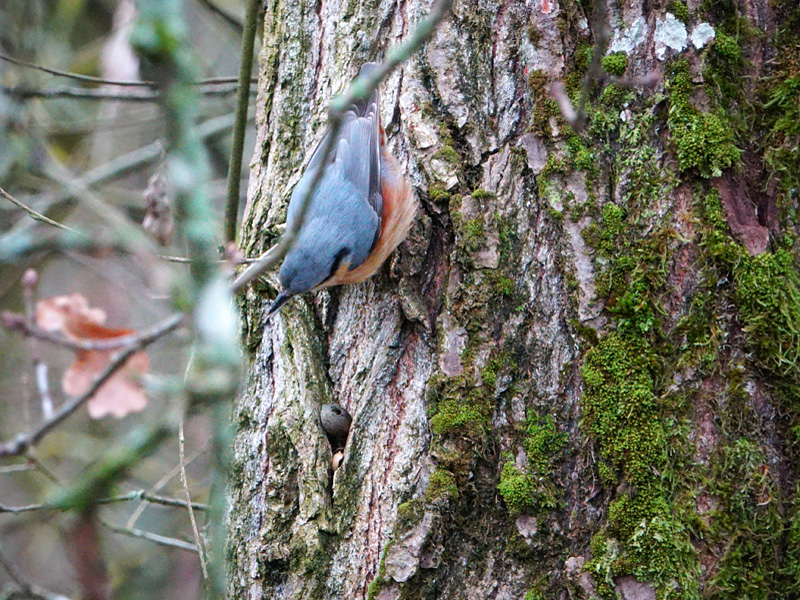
[266,290,293,320]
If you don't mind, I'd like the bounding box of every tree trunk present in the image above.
[229,0,800,598]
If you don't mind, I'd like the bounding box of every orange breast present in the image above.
[322,149,417,287]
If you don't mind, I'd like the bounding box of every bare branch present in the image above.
[224,0,261,242]
[0,52,154,87]
[2,83,253,102]
[126,440,210,528]
[159,253,258,264]
[102,521,199,553]
[179,423,208,579]
[0,463,36,474]
[197,0,244,32]
[0,491,207,515]
[0,313,184,458]
[20,270,53,419]
[2,311,185,352]
[231,0,454,292]
[0,51,253,87]
[0,187,78,233]
[99,490,208,511]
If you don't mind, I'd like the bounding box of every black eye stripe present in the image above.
[327,247,351,280]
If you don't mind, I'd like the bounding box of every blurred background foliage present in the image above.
[0,1,254,597]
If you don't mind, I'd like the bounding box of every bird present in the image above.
[319,403,352,455]
[266,62,417,318]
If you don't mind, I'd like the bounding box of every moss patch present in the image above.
[426,469,459,502]
[582,334,699,599]
[668,0,689,22]
[667,60,742,178]
[602,52,628,77]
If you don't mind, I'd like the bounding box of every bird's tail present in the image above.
[351,62,381,117]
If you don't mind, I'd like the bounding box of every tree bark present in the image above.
[229,0,800,598]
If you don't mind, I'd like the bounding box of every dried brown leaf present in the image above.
[35,294,150,419]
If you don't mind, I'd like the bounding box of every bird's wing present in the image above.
[294,64,383,246]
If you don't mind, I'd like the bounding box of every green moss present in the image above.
[668,0,689,22]
[396,499,424,528]
[582,335,664,484]
[761,29,800,213]
[471,188,495,200]
[524,588,544,600]
[702,437,783,599]
[713,32,742,63]
[426,469,459,502]
[581,334,700,599]
[523,415,567,472]
[566,134,598,175]
[430,396,490,439]
[366,541,393,600]
[462,218,484,244]
[734,249,800,380]
[667,60,742,178]
[602,52,628,76]
[782,487,800,596]
[434,144,461,166]
[498,462,549,515]
[527,23,542,45]
[493,275,516,298]
[698,190,800,385]
[428,181,451,204]
[582,204,625,255]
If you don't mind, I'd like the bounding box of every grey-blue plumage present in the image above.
[267,62,417,318]
[273,64,383,309]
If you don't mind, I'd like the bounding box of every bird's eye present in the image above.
[333,407,341,414]
[327,247,351,281]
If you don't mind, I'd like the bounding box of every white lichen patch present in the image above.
[429,159,459,189]
[691,23,716,49]
[654,13,688,60]
[609,17,648,54]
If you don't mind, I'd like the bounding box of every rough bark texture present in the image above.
[229,0,800,599]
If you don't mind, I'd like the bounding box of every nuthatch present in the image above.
[267,63,417,318]
[320,403,352,454]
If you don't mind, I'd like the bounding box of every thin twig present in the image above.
[20,270,53,419]
[7,114,236,245]
[179,423,208,579]
[224,0,260,243]
[77,114,235,189]
[197,0,244,32]
[1,311,183,352]
[0,187,78,233]
[231,0,454,292]
[99,490,208,511]
[0,492,207,515]
[25,452,60,484]
[102,521,199,553]
[0,543,31,589]
[126,441,209,529]
[0,52,254,87]
[0,502,51,514]
[2,83,253,102]
[159,254,258,264]
[0,313,184,458]
[0,463,36,474]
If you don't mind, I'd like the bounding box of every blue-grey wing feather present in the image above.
[279,63,385,296]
